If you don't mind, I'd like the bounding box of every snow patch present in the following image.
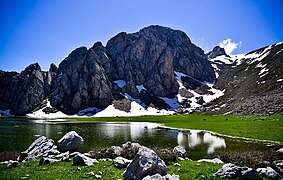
[259,68,269,78]
[0,109,14,117]
[113,80,126,88]
[136,84,146,93]
[103,52,108,59]
[26,100,70,119]
[277,79,283,82]
[159,97,179,110]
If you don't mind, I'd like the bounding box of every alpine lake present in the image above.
[1,117,282,160]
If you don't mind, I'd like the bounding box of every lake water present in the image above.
[0,117,281,160]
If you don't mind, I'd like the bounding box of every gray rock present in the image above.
[173,146,187,157]
[0,160,19,168]
[142,173,180,180]
[18,136,56,162]
[206,46,228,59]
[39,157,60,165]
[122,142,141,158]
[242,168,262,180]
[58,131,84,152]
[197,158,224,164]
[110,146,123,156]
[256,167,279,179]
[276,148,283,154]
[112,156,131,169]
[73,153,98,166]
[273,160,283,174]
[69,152,81,158]
[123,146,167,180]
[214,163,262,179]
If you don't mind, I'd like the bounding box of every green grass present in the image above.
[68,114,283,142]
[0,160,222,180]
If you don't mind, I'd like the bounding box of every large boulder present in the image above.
[273,160,283,174]
[18,136,58,162]
[57,131,84,152]
[123,146,167,180]
[73,153,98,166]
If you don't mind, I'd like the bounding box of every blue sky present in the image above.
[0,0,282,72]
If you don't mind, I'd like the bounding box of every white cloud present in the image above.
[219,39,242,54]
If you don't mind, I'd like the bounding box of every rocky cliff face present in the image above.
[105,25,215,98]
[50,46,113,114]
[0,63,56,115]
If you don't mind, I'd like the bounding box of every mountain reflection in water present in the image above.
[177,130,226,154]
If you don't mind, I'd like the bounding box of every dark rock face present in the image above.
[106,25,215,98]
[206,46,228,59]
[0,63,56,115]
[50,47,113,114]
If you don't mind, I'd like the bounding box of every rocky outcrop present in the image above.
[57,131,84,152]
[0,63,56,115]
[39,157,60,166]
[123,146,167,180]
[106,25,215,99]
[214,163,262,179]
[206,46,227,59]
[112,156,131,169]
[18,136,59,162]
[50,47,113,114]
[73,153,98,166]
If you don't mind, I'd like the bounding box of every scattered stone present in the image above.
[69,152,80,158]
[214,163,262,179]
[77,167,81,171]
[122,142,141,152]
[110,146,123,156]
[173,146,187,157]
[112,156,131,169]
[123,146,167,180]
[174,163,181,167]
[0,160,19,168]
[87,171,95,176]
[39,157,60,166]
[197,158,224,164]
[241,168,262,180]
[73,153,98,166]
[18,136,56,162]
[276,148,283,154]
[273,160,283,174]
[58,131,84,152]
[256,167,279,179]
[177,157,184,161]
[142,173,180,180]
[94,174,102,179]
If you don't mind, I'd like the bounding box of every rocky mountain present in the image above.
[0,25,282,117]
[208,42,283,116]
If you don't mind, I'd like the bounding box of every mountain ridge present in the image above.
[0,25,282,117]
